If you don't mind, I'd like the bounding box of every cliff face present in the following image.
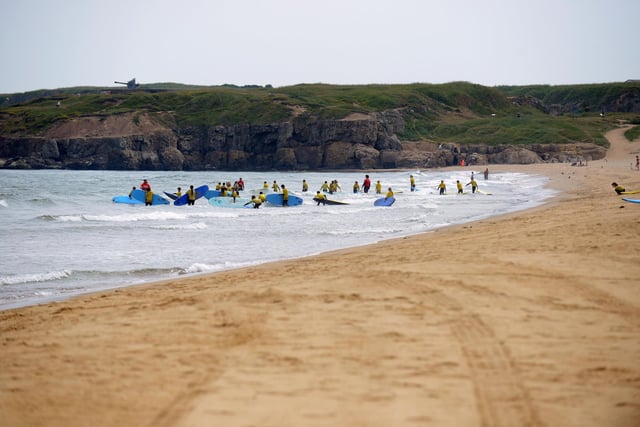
[0,110,606,170]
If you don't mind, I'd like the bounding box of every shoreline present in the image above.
[1,127,639,426]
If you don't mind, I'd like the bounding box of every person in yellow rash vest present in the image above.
[385,187,394,200]
[145,188,154,206]
[314,191,327,206]
[187,185,196,205]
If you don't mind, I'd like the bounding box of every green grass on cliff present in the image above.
[1,81,636,148]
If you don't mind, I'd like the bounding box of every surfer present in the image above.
[272,180,281,192]
[466,177,478,194]
[282,185,289,206]
[484,168,489,180]
[363,175,371,193]
[302,179,309,192]
[611,182,626,195]
[314,191,327,206]
[376,180,382,195]
[320,181,330,192]
[186,185,196,205]
[176,187,182,197]
[456,180,464,194]
[410,175,416,192]
[248,195,262,209]
[128,186,136,199]
[259,191,267,203]
[385,187,394,200]
[145,189,154,206]
[437,180,447,195]
[238,178,244,190]
[140,179,151,192]
[353,181,360,194]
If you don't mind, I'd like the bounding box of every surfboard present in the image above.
[112,195,143,204]
[622,198,640,204]
[204,189,228,199]
[476,189,493,195]
[313,197,349,205]
[208,196,252,208]
[374,197,395,206]
[163,191,179,200]
[621,190,640,195]
[174,185,209,206]
[265,193,303,206]
[130,189,170,205]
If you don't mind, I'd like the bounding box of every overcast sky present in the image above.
[1,0,639,93]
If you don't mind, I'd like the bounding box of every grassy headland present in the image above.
[2,81,639,147]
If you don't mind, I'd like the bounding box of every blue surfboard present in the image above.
[265,193,303,206]
[209,196,252,208]
[174,185,209,206]
[374,197,395,207]
[112,195,143,204]
[204,189,227,199]
[622,198,640,204]
[130,189,170,205]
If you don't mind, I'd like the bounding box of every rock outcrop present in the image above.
[0,110,607,170]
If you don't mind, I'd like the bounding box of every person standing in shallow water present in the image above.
[362,175,371,193]
[484,168,489,180]
[187,185,196,205]
[281,184,289,206]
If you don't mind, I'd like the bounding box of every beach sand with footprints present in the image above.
[1,126,639,427]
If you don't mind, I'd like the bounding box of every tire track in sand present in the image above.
[429,289,540,427]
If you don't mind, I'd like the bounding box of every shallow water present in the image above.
[0,169,555,310]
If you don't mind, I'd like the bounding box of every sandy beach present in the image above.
[1,126,639,427]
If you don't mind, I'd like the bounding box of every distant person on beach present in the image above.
[437,180,447,195]
[140,179,150,192]
[376,180,382,194]
[187,185,196,205]
[410,175,416,192]
[611,182,626,195]
[314,191,327,206]
[466,177,478,194]
[456,180,464,194]
[636,155,639,170]
[302,179,309,192]
[363,175,371,193]
[484,168,489,180]
[128,186,136,199]
[281,185,289,206]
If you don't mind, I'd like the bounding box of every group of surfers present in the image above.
[130,170,487,207]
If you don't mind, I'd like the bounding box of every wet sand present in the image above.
[1,126,639,427]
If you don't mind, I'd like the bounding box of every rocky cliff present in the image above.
[0,110,606,170]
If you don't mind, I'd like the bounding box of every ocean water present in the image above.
[0,169,555,310]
